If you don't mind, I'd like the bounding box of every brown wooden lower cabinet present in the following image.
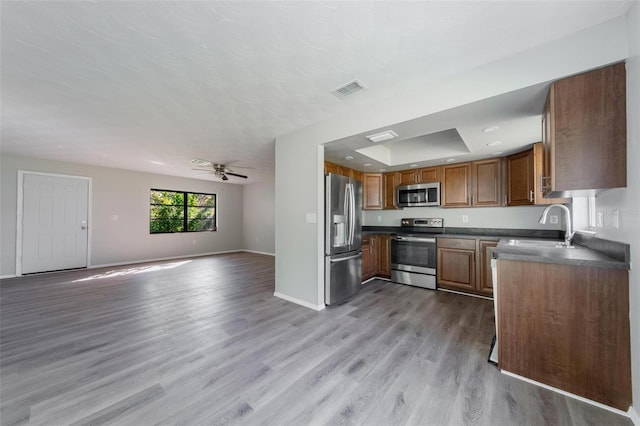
[362,234,391,281]
[497,259,631,411]
[436,237,497,297]
[378,235,391,278]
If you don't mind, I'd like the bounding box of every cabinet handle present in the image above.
[504,194,508,205]
[529,190,534,203]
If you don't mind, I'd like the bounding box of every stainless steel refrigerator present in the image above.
[325,173,362,305]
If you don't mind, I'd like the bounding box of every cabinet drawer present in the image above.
[437,237,476,250]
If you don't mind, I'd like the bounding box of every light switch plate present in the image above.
[305,213,317,224]
[462,215,469,223]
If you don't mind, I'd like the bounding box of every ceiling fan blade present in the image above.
[226,172,248,179]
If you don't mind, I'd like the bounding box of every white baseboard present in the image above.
[501,370,631,418]
[273,291,325,311]
[242,250,275,256]
[629,406,639,425]
[0,274,17,280]
[89,250,245,270]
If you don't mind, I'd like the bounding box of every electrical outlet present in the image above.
[305,213,316,223]
[597,211,604,227]
[550,215,559,224]
[110,215,118,221]
[462,215,469,223]
[377,215,382,222]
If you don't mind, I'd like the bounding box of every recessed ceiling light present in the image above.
[363,163,372,167]
[487,141,502,147]
[150,160,165,165]
[482,126,500,133]
[379,168,386,172]
[409,164,418,168]
[446,158,456,163]
[491,151,504,156]
[366,130,398,143]
[345,155,354,160]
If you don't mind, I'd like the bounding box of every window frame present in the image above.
[150,188,217,234]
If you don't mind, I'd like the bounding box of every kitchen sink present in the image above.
[506,239,576,249]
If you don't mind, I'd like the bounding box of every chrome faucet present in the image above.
[538,204,574,247]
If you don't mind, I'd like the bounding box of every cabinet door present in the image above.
[399,170,417,185]
[553,63,626,193]
[472,158,502,207]
[477,240,497,296]
[378,235,391,278]
[441,163,471,207]
[506,149,534,206]
[361,238,371,281]
[541,91,554,197]
[437,247,475,291]
[533,143,570,205]
[324,161,339,175]
[350,169,363,183]
[417,166,440,183]
[363,173,383,210]
[383,172,400,210]
[369,235,380,278]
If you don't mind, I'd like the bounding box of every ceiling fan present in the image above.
[190,158,250,181]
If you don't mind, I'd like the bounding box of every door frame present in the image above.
[16,170,93,276]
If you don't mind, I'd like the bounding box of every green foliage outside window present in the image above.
[150,190,216,233]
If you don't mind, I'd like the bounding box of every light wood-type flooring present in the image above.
[0,252,632,425]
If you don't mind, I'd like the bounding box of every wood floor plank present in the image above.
[0,252,632,426]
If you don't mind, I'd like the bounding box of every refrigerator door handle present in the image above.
[330,253,362,263]
[349,183,355,246]
[345,183,352,246]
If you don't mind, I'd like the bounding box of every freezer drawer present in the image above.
[325,252,362,305]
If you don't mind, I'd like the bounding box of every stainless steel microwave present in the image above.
[396,182,440,207]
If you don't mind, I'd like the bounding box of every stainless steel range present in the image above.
[391,218,443,290]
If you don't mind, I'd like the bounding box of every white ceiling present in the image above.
[0,1,632,183]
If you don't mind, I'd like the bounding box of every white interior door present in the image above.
[21,173,89,274]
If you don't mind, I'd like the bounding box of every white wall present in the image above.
[363,205,561,229]
[0,154,244,277]
[590,3,640,418]
[242,180,275,254]
[275,17,628,309]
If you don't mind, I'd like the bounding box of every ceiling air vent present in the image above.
[331,79,366,99]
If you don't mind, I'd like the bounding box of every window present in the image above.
[150,189,216,233]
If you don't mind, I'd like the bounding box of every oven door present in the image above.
[391,235,436,274]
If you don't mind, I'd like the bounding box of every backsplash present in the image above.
[362,205,564,230]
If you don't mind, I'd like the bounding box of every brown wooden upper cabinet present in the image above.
[324,161,363,182]
[399,166,440,185]
[383,172,401,210]
[506,149,534,206]
[442,159,502,208]
[506,143,571,206]
[363,173,384,210]
[541,62,627,198]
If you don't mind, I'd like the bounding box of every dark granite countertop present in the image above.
[493,236,630,270]
[362,226,562,240]
[363,226,630,270]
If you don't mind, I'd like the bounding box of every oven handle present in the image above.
[392,235,436,243]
